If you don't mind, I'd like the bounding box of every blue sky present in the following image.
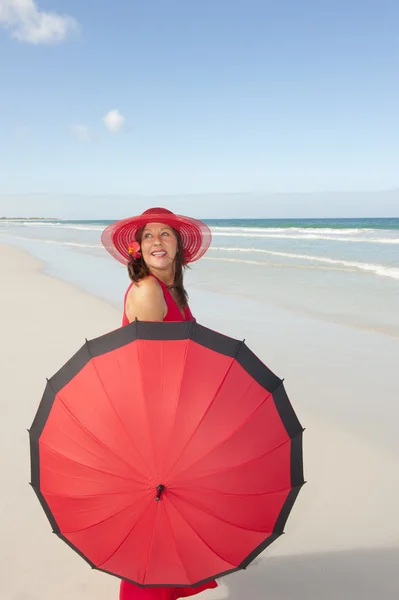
[1,0,399,217]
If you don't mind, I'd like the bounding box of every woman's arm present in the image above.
[125,276,166,322]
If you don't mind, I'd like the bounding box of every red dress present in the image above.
[122,275,194,325]
[120,275,218,600]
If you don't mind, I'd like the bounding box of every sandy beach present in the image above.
[2,242,399,600]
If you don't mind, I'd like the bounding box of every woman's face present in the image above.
[140,222,178,274]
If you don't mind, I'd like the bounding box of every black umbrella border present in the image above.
[29,319,305,588]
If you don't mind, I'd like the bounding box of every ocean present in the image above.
[1,217,398,337]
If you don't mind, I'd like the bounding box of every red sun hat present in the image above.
[101,207,212,265]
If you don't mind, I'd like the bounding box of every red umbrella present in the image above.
[29,321,304,587]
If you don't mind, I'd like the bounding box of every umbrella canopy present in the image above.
[29,320,304,587]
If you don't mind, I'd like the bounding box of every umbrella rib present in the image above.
[47,372,142,477]
[40,441,142,483]
[173,484,296,499]
[67,494,152,535]
[53,394,145,480]
[166,341,245,479]
[167,494,237,567]
[170,386,276,481]
[169,491,273,534]
[163,498,191,583]
[45,488,142,499]
[142,497,160,584]
[45,418,146,483]
[161,335,191,473]
[98,496,155,570]
[87,342,154,476]
[135,338,158,479]
[175,429,300,482]
[44,462,146,489]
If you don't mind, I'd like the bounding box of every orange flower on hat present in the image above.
[127,241,141,259]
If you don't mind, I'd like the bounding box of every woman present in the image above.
[101,208,217,600]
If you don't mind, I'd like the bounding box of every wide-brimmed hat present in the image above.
[101,207,212,265]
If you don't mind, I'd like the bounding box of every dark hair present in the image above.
[127,226,189,308]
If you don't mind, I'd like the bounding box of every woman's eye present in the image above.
[144,233,152,238]
[161,231,169,236]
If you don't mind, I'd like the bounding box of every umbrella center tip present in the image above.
[155,484,166,502]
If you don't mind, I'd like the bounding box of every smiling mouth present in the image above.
[151,251,167,257]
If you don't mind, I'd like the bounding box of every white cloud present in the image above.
[72,124,91,142]
[103,109,127,133]
[0,0,79,44]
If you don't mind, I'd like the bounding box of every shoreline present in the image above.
[2,233,398,340]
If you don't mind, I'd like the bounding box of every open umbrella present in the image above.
[29,320,304,587]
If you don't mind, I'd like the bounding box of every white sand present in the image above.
[1,243,399,600]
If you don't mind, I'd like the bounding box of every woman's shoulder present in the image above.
[126,275,164,299]
[125,275,166,322]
